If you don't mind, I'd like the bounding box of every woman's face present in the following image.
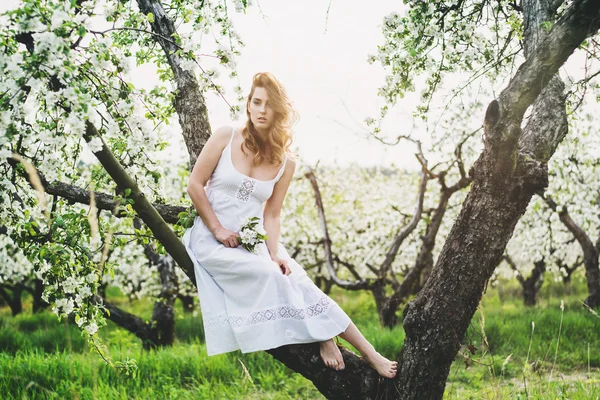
[247,87,275,131]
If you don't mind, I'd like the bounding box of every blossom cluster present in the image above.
[237,216,268,254]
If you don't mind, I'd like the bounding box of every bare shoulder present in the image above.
[284,158,296,175]
[212,125,234,142]
[202,125,232,153]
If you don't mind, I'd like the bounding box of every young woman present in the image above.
[182,72,397,378]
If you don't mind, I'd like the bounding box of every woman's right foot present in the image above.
[319,338,345,371]
[363,351,398,378]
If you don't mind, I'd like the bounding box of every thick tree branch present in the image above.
[83,122,196,286]
[266,344,387,400]
[7,157,187,224]
[486,0,600,145]
[93,294,154,343]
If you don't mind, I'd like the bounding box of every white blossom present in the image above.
[85,322,99,335]
[87,137,104,153]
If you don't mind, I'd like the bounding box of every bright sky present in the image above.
[196,0,418,169]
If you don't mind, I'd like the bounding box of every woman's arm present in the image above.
[263,159,296,259]
[187,125,239,247]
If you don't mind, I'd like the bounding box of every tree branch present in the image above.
[485,0,600,145]
[82,122,196,286]
[7,156,187,224]
[304,168,373,290]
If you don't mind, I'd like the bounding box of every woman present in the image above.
[182,72,397,378]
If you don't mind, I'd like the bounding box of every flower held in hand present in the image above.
[237,216,268,253]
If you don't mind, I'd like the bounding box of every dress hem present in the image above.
[206,317,352,357]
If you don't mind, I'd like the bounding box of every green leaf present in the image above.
[147,12,155,23]
[124,188,132,197]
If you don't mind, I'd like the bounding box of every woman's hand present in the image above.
[271,255,291,275]
[212,226,239,248]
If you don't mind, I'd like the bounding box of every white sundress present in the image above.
[182,127,352,356]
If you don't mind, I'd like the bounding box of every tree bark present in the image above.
[6,160,189,224]
[524,260,546,306]
[135,217,178,347]
[505,255,546,306]
[82,122,196,286]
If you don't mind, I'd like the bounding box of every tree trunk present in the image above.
[392,1,600,397]
[523,286,536,307]
[178,294,195,313]
[371,281,396,327]
[522,260,546,307]
[32,279,48,313]
[148,255,178,347]
[136,218,178,348]
[136,0,212,168]
[582,249,600,307]
[397,173,540,396]
[0,286,23,316]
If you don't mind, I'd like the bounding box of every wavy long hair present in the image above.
[242,72,298,167]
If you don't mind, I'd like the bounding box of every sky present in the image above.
[195,0,419,169]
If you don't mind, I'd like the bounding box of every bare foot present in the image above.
[319,338,345,371]
[363,351,398,379]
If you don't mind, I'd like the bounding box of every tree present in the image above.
[303,141,472,327]
[2,0,600,398]
[0,234,34,315]
[504,254,547,306]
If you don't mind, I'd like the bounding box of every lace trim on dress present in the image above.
[236,177,256,201]
[204,295,332,329]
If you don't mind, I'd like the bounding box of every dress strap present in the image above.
[274,154,288,182]
[229,126,236,146]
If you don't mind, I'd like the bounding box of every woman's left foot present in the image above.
[363,351,398,379]
[319,338,345,371]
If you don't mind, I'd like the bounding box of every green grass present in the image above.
[1,281,599,399]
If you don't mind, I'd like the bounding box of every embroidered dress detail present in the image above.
[205,295,331,330]
[181,126,351,356]
[236,177,256,201]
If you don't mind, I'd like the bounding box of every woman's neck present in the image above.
[254,126,269,141]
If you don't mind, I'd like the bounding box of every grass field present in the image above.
[1,281,599,399]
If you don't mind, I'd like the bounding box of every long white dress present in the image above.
[182,127,351,356]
